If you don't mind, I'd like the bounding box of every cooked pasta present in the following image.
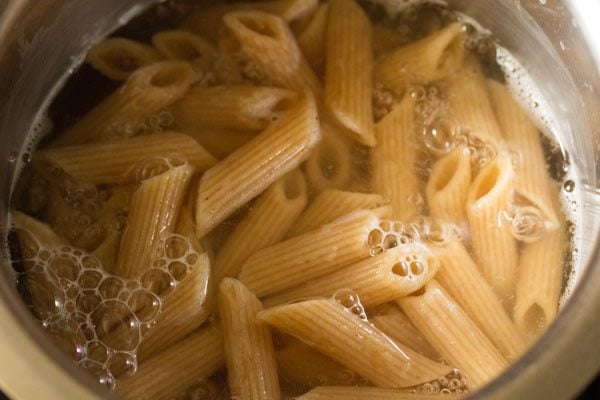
[296,386,464,400]
[296,3,329,73]
[194,92,320,238]
[86,38,161,81]
[152,30,216,67]
[324,0,375,147]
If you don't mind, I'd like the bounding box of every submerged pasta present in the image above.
[8,0,573,399]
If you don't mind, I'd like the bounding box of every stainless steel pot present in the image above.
[0,0,599,399]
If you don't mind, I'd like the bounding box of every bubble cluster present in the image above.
[13,229,200,389]
[125,155,188,183]
[411,369,469,395]
[373,82,397,120]
[333,289,367,320]
[503,204,549,243]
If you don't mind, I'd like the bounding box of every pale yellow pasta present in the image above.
[372,94,421,220]
[296,3,329,73]
[375,23,465,91]
[371,305,440,362]
[117,325,224,400]
[172,85,298,131]
[86,38,161,81]
[426,147,472,224]
[180,0,319,41]
[296,386,464,400]
[52,61,196,147]
[289,190,387,237]
[40,132,216,185]
[152,30,216,66]
[466,152,518,300]
[214,170,307,286]
[194,93,320,238]
[304,122,354,193]
[113,164,194,279]
[445,60,503,146]
[398,280,508,388]
[175,204,204,254]
[183,128,258,160]
[434,239,527,360]
[223,11,322,94]
[219,278,281,400]
[264,244,440,308]
[324,0,375,146]
[514,226,566,340]
[13,212,64,319]
[487,79,559,225]
[259,298,453,388]
[276,341,359,391]
[238,209,380,297]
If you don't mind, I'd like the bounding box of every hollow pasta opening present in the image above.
[522,303,547,336]
[473,163,500,201]
[238,15,280,39]
[282,172,303,200]
[433,152,460,192]
[439,33,464,72]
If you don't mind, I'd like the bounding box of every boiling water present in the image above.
[4,0,585,398]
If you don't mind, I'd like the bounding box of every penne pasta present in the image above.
[213,170,307,286]
[371,305,440,362]
[398,280,508,388]
[152,30,216,67]
[117,325,224,400]
[180,0,319,42]
[487,79,559,225]
[289,190,387,237]
[375,23,465,91]
[276,341,359,391]
[175,204,204,254]
[304,122,354,193]
[172,85,298,131]
[514,226,566,340]
[372,94,422,220]
[194,93,320,238]
[425,147,472,225]
[113,164,193,279]
[444,60,503,147]
[86,38,161,81]
[264,243,440,308]
[52,61,196,147]
[296,386,464,400]
[219,278,281,400]
[223,11,322,95]
[239,209,380,297]
[324,0,375,146]
[40,132,216,185]
[296,3,329,73]
[434,239,527,360]
[259,298,452,388]
[466,152,518,300]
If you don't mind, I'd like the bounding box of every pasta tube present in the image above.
[514,226,566,340]
[373,94,421,220]
[40,132,216,185]
[172,85,298,131]
[219,279,281,400]
[214,170,307,285]
[52,61,196,147]
[466,152,518,300]
[183,128,258,160]
[289,190,387,237]
[398,280,508,388]
[260,298,452,388]
[375,23,465,91]
[194,93,320,238]
[425,147,471,224]
[117,325,224,400]
[435,239,527,360]
[296,3,329,73]
[86,38,161,81]
[113,164,193,279]
[324,0,375,146]
[239,210,380,297]
[152,30,216,66]
[264,244,440,308]
[223,11,322,94]
[487,79,559,225]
